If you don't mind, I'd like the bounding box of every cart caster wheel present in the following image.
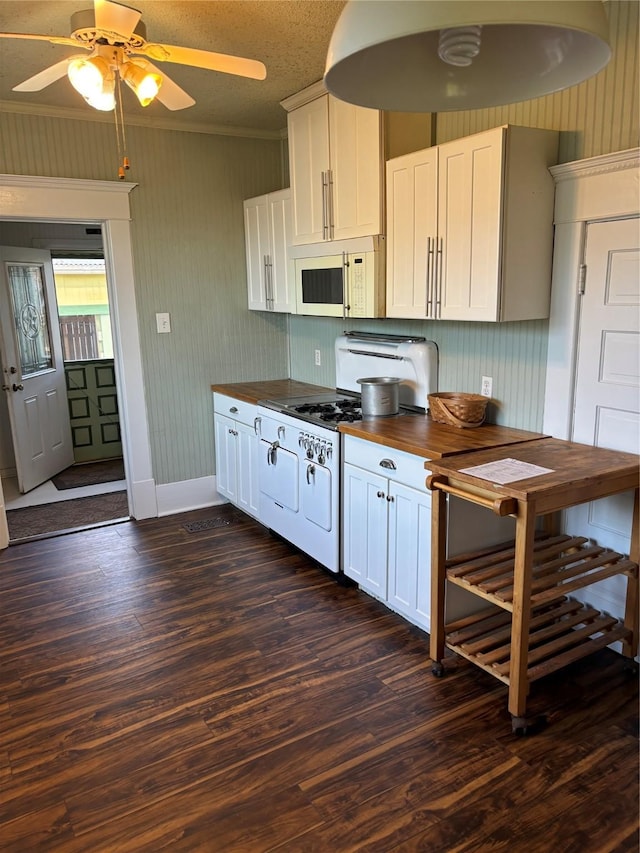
[511,714,547,736]
[431,662,445,678]
[622,659,639,676]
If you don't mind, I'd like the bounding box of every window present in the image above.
[52,258,113,360]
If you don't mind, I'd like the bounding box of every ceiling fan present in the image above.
[0,0,267,112]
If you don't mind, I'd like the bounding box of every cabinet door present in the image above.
[268,189,295,313]
[214,413,237,503]
[329,96,382,242]
[342,462,388,596]
[438,127,505,321]
[386,148,438,319]
[236,419,259,519]
[244,195,269,310]
[387,481,432,631]
[288,96,330,245]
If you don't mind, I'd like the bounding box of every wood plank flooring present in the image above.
[0,504,637,852]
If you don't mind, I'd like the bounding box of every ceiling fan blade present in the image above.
[143,62,195,111]
[140,43,266,81]
[0,32,80,47]
[12,58,72,93]
[94,0,142,41]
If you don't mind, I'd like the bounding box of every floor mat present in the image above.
[7,491,129,540]
[52,458,125,490]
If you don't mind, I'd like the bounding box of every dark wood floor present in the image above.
[0,504,637,852]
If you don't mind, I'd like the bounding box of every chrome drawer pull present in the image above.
[379,459,397,470]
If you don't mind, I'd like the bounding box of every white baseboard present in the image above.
[155,475,227,517]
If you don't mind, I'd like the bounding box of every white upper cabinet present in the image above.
[386,125,559,322]
[244,188,295,313]
[283,83,383,246]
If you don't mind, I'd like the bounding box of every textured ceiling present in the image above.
[0,1,347,135]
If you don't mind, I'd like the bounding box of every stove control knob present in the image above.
[306,446,314,459]
[318,443,326,465]
[326,443,333,459]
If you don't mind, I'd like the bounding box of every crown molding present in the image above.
[550,147,640,181]
[280,80,327,112]
[0,173,136,194]
[0,99,285,140]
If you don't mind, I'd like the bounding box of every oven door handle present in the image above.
[267,440,280,465]
[306,463,316,484]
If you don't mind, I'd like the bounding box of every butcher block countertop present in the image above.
[339,414,547,459]
[211,379,547,458]
[211,379,332,405]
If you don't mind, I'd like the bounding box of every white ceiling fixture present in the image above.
[323,0,612,112]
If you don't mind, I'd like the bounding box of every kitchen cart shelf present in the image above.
[445,596,631,687]
[426,438,640,735]
[446,533,638,610]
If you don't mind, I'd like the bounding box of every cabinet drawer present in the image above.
[343,435,431,492]
[213,393,257,427]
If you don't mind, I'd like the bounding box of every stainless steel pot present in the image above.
[358,376,401,417]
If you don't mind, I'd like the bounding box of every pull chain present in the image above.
[113,68,130,179]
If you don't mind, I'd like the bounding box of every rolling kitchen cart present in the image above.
[426,438,639,735]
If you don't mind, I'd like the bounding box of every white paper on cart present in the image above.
[458,458,555,485]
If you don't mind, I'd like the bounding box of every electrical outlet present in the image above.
[314,349,321,367]
[156,312,171,334]
[481,375,493,398]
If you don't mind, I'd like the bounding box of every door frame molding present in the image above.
[543,148,640,439]
[0,174,157,543]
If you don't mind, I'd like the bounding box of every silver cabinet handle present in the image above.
[254,416,261,435]
[321,171,329,240]
[379,458,397,470]
[12,383,24,391]
[436,237,443,317]
[426,236,434,316]
[229,406,238,414]
[326,168,334,240]
[377,490,385,498]
[228,428,238,436]
[386,494,395,503]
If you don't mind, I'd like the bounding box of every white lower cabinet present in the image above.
[213,393,260,519]
[342,436,432,630]
[342,435,516,632]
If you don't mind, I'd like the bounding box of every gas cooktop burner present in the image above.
[292,398,363,424]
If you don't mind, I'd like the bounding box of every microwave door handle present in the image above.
[342,252,349,318]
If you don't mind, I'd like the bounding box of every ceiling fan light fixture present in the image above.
[121,60,163,107]
[324,0,612,112]
[67,55,110,99]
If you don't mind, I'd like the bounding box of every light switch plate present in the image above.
[156,312,171,333]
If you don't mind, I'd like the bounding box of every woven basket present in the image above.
[428,392,489,429]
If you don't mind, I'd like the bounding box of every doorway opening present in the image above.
[0,225,129,543]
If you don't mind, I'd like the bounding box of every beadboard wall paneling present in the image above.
[436,0,639,162]
[0,112,288,485]
[289,316,547,431]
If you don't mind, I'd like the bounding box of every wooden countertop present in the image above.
[426,437,640,513]
[211,379,331,405]
[339,413,547,459]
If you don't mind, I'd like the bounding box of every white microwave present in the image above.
[292,236,385,318]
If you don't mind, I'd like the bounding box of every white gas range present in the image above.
[256,333,438,573]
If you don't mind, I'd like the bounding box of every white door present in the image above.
[566,217,639,588]
[288,95,330,245]
[244,196,269,311]
[0,247,74,493]
[343,462,388,595]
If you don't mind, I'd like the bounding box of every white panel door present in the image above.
[567,217,640,571]
[214,413,237,503]
[342,462,388,595]
[301,461,332,531]
[236,420,259,519]
[268,190,295,313]
[438,127,504,321]
[244,196,269,310]
[386,148,438,319]
[0,246,74,493]
[329,95,382,241]
[288,95,330,245]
